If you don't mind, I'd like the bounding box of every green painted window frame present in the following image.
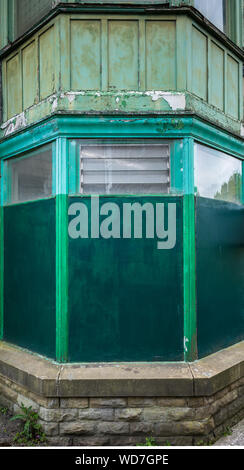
[2,141,56,206]
[193,141,243,205]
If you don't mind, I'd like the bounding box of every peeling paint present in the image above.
[60,91,86,104]
[184,336,189,353]
[144,91,186,110]
[1,112,27,136]
[50,96,58,112]
[163,93,186,111]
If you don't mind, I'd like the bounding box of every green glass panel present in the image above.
[4,199,56,359]
[68,195,183,362]
[196,197,244,358]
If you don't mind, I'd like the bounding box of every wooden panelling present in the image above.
[39,26,55,100]
[71,20,101,91]
[108,20,139,90]
[6,54,21,119]
[22,41,37,109]
[210,42,224,111]
[227,54,239,119]
[191,27,208,100]
[1,14,242,125]
[146,20,176,90]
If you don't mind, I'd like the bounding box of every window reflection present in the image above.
[195,0,225,31]
[194,144,242,204]
[6,144,53,204]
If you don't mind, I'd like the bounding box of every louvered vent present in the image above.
[79,141,170,194]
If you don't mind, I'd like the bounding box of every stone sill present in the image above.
[0,341,244,399]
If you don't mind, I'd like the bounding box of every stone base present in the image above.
[0,341,244,446]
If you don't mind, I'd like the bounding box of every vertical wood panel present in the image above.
[108,20,139,90]
[39,26,55,100]
[191,27,207,100]
[6,54,22,119]
[59,15,70,91]
[71,20,101,91]
[227,55,239,119]
[176,16,188,91]
[210,42,224,111]
[145,20,176,90]
[22,41,37,109]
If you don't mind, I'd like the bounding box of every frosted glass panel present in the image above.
[194,143,242,204]
[79,141,170,194]
[6,144,52,203]
[195,0,224,31]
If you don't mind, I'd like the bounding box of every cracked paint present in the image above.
[1,112,27,136]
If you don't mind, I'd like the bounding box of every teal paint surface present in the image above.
[196,197,244,358]
[4,199,56,358]
[1,116,243,162]
[68,195,183,362]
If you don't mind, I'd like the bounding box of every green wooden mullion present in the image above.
[55,137,69,363]
[170,140,183,194]
[176,15,188,91]
[0,159,4,340]
[241,160,244,205]
[183,137,197,362]
[101,19,108,91]
[0,205,3,340]
[68,140,79,195]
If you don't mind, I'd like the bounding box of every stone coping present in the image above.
[0,341,244,398]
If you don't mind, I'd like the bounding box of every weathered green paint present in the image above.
[108,20,139,90]
[226,54,239,119]
[55,138,69,362]
[196,197,244,358]
[191,26,207,101]
[6,53,21,119]
[1,12,242,134]
[4,199,56,359]
[39,26,55,100]
[210,42,224,111]
[22,40,37,109]
[145,20,176,90]
[71,20,101,91]
[1,116,243,161]
[68,195,184,362]
[182,138,197,361]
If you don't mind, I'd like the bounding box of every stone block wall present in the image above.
[1,370,244,446]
